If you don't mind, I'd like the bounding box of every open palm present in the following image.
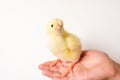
[39,50,116,80]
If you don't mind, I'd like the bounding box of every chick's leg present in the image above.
[62,61,77,77]
[50,59,62,67]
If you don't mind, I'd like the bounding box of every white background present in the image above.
[0,0,120,80]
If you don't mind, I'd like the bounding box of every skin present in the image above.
[39,50,120,80]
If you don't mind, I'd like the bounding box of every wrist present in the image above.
[107,62,120,80]
[114,63,120,80]
[109,63,120,80]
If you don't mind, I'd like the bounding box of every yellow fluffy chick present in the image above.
[46,18,82,77]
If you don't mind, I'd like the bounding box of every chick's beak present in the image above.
[55,26,61,30]
[55,22,62,31]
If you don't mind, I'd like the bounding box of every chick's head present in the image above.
[47,18,64,36]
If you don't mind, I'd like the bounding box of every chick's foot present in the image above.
[50,59,62,67]
[62,62,77,77]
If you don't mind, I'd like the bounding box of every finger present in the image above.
[53,71,61,78]
[53,77,68,80]
[40,63,61,72]
[53,78,65,80]
[50,66,59,72]
[42,70,61,78]
[39,64,50,70]
[50,64,68,73]
[42,70,53,78]
[53,78,62,80]
[38,61,53,70]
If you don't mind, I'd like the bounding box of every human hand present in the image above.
[39,50,120,80]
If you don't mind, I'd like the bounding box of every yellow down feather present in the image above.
[47,18,82,62]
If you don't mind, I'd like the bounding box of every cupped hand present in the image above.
[39,50,117,80]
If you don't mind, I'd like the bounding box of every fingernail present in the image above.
[38,65,42,70]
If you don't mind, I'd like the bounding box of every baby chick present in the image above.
[46,18,82,77]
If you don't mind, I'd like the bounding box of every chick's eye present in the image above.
[51,24,53,27]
